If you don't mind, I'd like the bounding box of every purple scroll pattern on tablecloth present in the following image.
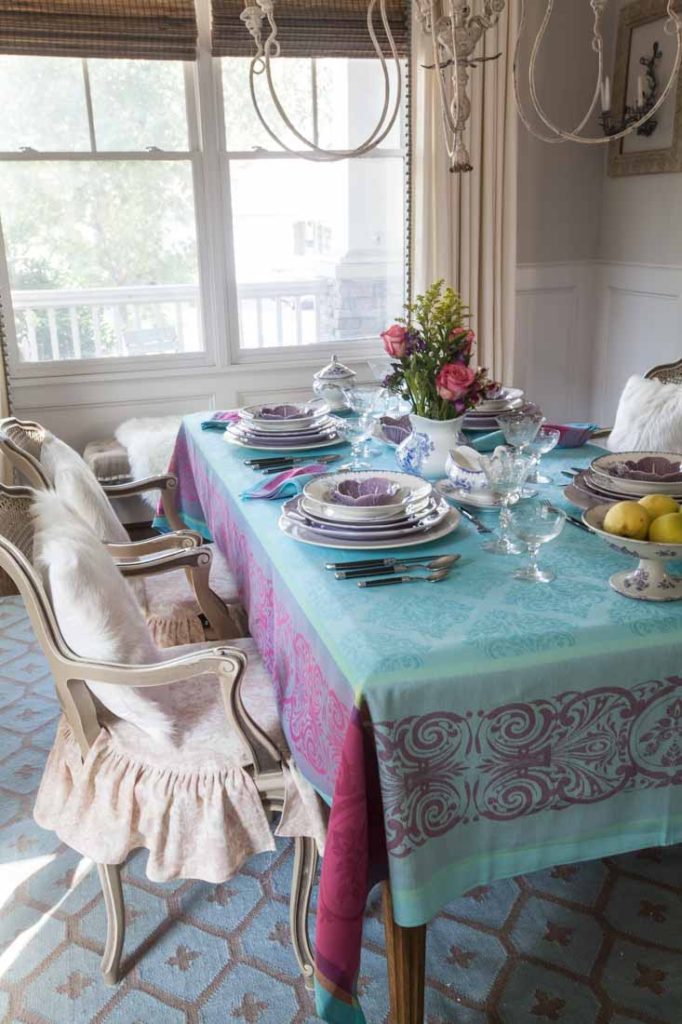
[176,425,351,790]
[373,678,682,858]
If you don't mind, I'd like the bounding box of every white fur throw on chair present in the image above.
[608,375,682,453]
[115,416,182,509]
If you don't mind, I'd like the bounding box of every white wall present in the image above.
[516,0,682,427]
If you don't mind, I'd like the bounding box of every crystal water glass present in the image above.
[343,384,384,455]
[338,413,374,470]
[508,502,566,583]
[525,427,561,484]
[481,448,534,555]
[497,406,544,454]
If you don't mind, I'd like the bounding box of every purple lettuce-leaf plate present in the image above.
[258,404,311,420]
[332,476,404,507]
[379,415,413,446]
[611,455,682,482]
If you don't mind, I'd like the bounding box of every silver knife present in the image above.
[456,505,492,534]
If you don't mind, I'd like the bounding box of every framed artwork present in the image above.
[609,0,682,176]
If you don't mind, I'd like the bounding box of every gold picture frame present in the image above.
[609,0,682,176]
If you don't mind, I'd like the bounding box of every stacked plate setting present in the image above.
[567,452,682,508]
[462,387,524,433]
[278,470,461,550]
[225,399,343,451]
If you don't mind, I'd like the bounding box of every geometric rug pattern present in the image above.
[0,595,680,1023]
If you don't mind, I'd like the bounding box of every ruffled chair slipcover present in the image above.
[34,637,325,883]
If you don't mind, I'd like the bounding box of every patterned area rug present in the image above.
[0,595,680,1024]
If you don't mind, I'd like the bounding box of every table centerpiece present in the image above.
[381,279,495,477]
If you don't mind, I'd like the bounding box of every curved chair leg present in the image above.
[290,836,318,989]
[187,563,243,640]
[97,863,125,986]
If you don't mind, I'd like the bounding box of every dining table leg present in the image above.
[383,881,427,1024]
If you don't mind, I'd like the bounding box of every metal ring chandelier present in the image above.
[239,0,682,171]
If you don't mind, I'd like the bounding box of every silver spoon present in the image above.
[358,568,452,588]
[337,554,460,580]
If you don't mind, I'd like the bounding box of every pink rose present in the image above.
[436,362,476,402]
[381,324,408,359]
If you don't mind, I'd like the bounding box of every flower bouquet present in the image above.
[381,280,496,477]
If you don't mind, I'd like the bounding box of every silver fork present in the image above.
[358,568,452,588]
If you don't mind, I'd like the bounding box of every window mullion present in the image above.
[311,59,319,148]
[81,60,98,152]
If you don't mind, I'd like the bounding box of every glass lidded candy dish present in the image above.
[583,503,682,601]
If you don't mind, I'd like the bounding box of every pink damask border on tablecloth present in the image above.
[175,423,353,795]
[373,677,682,858]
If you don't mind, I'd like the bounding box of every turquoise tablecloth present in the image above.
[159,415,682,1023]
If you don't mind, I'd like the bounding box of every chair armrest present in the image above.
[107,529,203,559]
[64,646,281,772]
[104,474,185,532]
[102,474,176,499]
[117,545,213,578]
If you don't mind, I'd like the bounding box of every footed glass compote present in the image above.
[508,502,566,583]
[525,427,561,484]
[481,448,534,555]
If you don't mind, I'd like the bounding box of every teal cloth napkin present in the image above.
[467,430,505,453]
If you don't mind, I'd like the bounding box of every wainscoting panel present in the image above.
[515,263,595,422]
[592,263,682,425]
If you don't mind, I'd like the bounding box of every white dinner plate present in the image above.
[223,429,345,452]
[302,470,432,522]
[282,496,451,541]
[435,479,537,508]
[278,506,461,550]
[239,399,330,430]
[299,493,434,527]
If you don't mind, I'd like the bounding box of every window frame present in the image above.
[0,0,408,381]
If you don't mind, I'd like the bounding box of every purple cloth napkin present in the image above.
[544,423,600,448]
[258,404,311,420]
[378,415,412,446]
[240,463,331,500]
[201,410,239,431]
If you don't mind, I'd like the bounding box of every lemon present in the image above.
[603,501,651,540]
[638,494,680,521]
[648,512,682,544]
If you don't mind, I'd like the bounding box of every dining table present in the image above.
[158,413,682,1024]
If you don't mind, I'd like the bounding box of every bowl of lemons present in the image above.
[582,494,682,601]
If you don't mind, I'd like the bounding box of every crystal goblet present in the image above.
[338,413,374,470]
[525,427,561,484]
[481,448,534,555]
[343,384,384,455]
[497,404,545,454]
[508,502,566,583]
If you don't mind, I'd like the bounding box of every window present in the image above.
[222,57,406,351]
[0,56,201,363]
[0,10,407,368]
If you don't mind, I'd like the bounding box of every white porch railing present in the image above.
[10,279,331,361]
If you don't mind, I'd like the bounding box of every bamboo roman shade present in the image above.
[211,0,409,59]
[0,0,198,60]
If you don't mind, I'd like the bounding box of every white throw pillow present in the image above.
[40,434,130,544]
[32,490,172,740]
[608,375,682,453]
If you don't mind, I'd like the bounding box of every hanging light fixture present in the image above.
[239,0,682,170]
